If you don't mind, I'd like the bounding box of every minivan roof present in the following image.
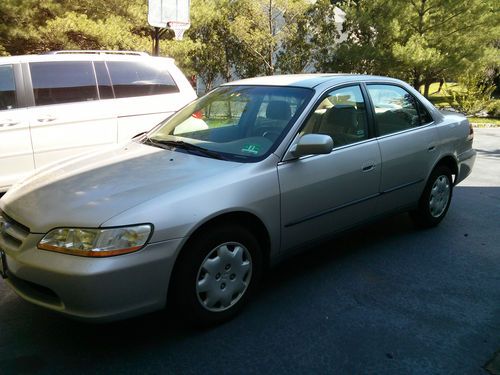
[0,53,175,64]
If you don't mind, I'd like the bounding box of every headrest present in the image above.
[266,100,291,121]
[324,105,356,127]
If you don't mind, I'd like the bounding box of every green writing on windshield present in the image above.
[241,144,261,155]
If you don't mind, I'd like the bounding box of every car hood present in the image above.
[0,141,241,233]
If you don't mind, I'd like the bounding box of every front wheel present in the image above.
[170,224,262,327]
[410,166,453,228]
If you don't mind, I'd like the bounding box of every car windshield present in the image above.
[146,85,313,162]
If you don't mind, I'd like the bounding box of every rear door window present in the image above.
[367,85,421,136]
[0,65,18,110]
[106,61,179,98]
[30,61,99,106]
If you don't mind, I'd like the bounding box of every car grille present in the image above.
[0,210,30,251]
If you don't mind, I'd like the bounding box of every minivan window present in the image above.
[30,61,99,106]
[0,65,17,110]
[107,61,179,98]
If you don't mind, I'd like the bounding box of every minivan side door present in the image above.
[26,61,117,169]
[278,85,381,251]
[366,84,438,213]
[0,63,34,191]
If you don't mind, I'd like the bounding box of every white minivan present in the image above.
[0,51,197,192]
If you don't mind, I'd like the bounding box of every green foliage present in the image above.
[277,0,337,74]
[1,0,498,111]
[0,0,151,55]
[37,12,150,52]
[176,0,313,90]
[485,100,500,118]
[319,0,500,96]
[162,39,201,78]
[443,73,496,115]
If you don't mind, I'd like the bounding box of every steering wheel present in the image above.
[252,127,281,141]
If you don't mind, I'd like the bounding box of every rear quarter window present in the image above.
[416,99,433,124]
[106,61,180,98]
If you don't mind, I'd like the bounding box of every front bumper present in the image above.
[0,231,183,322]
[456,148,476,185]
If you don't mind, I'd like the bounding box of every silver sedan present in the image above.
[0,74,476,326]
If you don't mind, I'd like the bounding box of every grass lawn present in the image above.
[468,117,500,126]
[423,82,461,108]
[423,82,499,126]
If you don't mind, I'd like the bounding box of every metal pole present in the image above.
[154,27,160,56]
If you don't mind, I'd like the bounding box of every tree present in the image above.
[316,0,500,96]
[443,72,496,115]
[300,0,343,73]
[0,0,151,55]
[0,0,62,55]
[230,0,310,76]
[178,0,234,91]
[173,0,313,90]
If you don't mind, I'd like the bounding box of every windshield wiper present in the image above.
[144,138,226,160]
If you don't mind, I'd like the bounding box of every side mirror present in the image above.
[290,134,333,158]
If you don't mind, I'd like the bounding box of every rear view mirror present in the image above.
[290,134,333,158]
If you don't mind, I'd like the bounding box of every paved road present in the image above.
[1,129,499,375]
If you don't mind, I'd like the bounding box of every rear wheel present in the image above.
[410,165,453,228]
[171,224,262,327]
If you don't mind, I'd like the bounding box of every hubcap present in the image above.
[429,175,451,218]
[196,242,252,312]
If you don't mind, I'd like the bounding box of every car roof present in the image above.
[0,53,175,64]
[223,74,404,89]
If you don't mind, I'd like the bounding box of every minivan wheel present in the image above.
[171,224,262,327]
[410,165,453,228]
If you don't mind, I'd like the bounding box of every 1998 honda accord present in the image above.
[0,74,475,325]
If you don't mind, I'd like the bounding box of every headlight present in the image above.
[38,225,152,257]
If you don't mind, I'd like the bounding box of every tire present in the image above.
[410,165,453,228]
[170,224,263,327]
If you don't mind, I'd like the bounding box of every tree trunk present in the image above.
[423,79,432,98]
[224,43,232,82]
[412,68,422,91]
[268,0,274,75]
[413,77,421,92]
[437,78,444,93]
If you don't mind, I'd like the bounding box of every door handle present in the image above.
[0,120,19,127]
[427,145,436,152]
[362,162,375,172]
[37,115,57,123]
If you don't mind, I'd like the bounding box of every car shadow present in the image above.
[475,148,500,158]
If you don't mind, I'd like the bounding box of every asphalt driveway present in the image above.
[0,128,499,375]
